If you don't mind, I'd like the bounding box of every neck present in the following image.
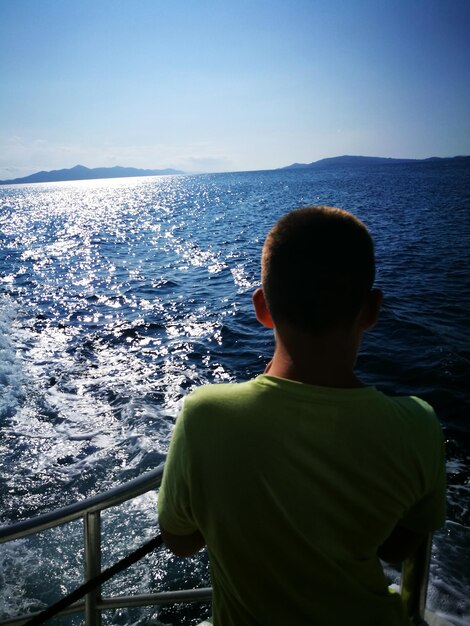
[265,326,364,389]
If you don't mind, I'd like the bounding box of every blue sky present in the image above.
[1,0,469,177]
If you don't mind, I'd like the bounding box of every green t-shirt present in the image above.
[158,375,446,626]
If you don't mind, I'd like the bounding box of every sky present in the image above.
[0,0,469,178]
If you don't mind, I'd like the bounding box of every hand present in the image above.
[160,526,206,557]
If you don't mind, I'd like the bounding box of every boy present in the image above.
[158,206,446,625]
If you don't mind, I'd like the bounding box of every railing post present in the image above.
[84,511,102,626]
[400,533,432,626]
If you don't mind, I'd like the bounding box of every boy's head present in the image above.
[260,206,376,335]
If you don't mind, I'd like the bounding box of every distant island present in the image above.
[2,156,469,185]
[0,164,184,185]
[281,155,470,169]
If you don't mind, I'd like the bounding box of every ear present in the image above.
[253,288,274,328]
[359,288,383,330]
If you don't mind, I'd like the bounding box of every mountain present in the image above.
[0,164,184,185]
[281,155,470,169]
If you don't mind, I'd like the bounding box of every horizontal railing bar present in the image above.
[97,587,213,609]
[0,464,164,543]
[0,589,213,626]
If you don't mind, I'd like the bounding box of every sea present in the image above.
[0,161,469,625]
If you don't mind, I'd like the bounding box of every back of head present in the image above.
[261,206,376,334]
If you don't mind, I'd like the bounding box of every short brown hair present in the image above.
[261,206,376,333]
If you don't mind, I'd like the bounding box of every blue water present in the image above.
[0,162,469,624]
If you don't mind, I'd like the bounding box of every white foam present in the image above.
[426,522,470,625]
[0,297,25,420]
[0,539,47,619]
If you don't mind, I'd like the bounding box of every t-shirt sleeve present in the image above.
[399,415,446,533]
[158,404,198,536]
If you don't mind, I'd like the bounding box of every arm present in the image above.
[160,525,206,557]
[377,525,428,564]
[378,405,446,565]
[158,400,206,557]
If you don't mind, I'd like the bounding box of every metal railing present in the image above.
[400,533,433,626]
[0,464,211,626]
[0,464,431,626]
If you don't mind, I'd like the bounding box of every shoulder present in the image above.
[386,395,445,472]
[176,380,263,449]
[179,379,261,426]
[392,394,434,414]
[388,395,442,435]
[184,379,259,409]
[366,392,444,463]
